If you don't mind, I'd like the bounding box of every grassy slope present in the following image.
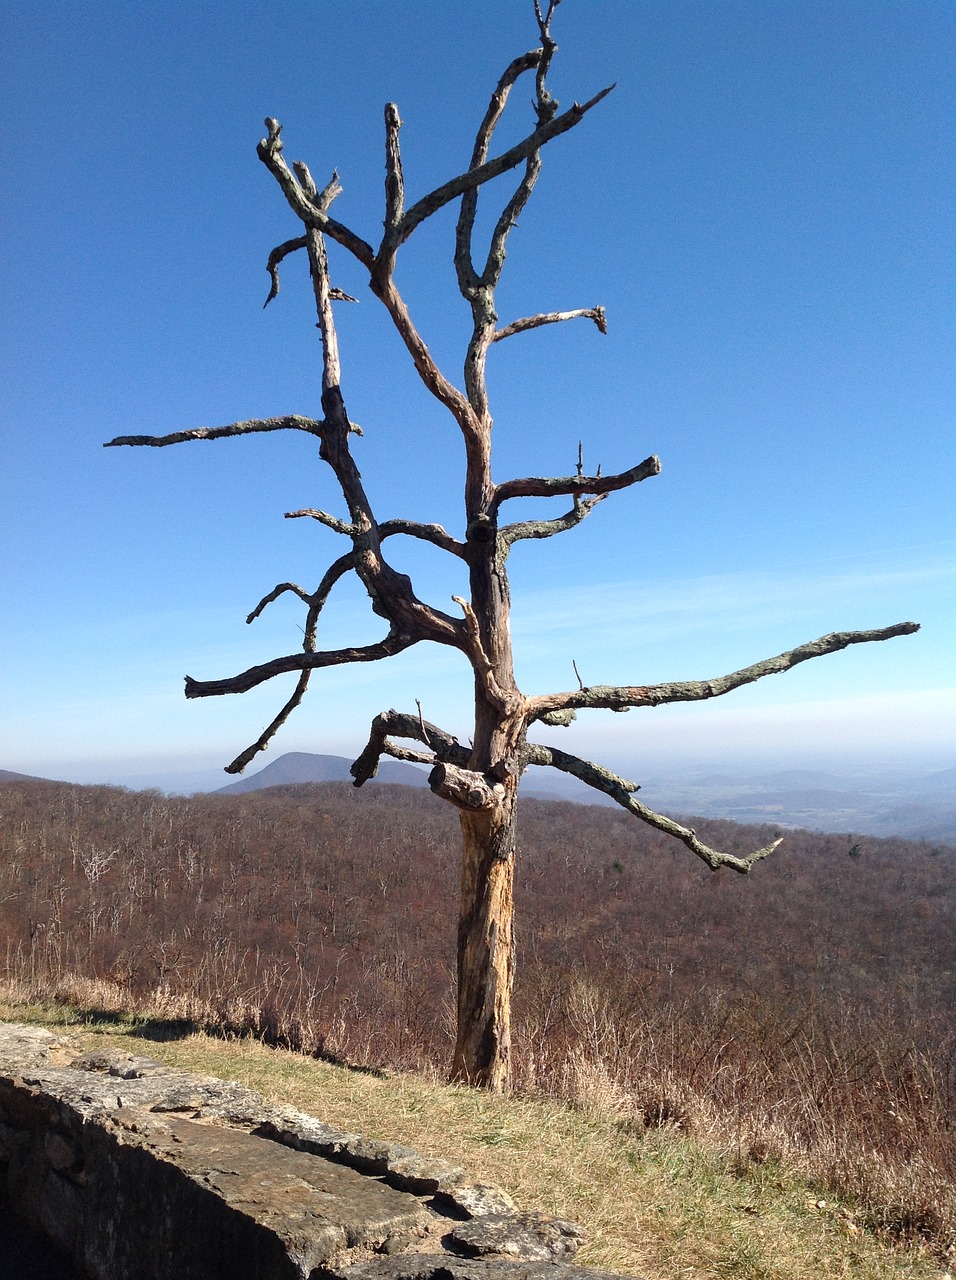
[2,1000,947,1280]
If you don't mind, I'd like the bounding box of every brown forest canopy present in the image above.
[2,778,952,1024]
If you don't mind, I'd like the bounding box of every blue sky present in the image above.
[2,0,953,787]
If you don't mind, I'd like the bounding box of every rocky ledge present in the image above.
[0,1023,637,1279]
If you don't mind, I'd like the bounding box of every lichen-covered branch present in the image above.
[524,742,781,872]
[494,454,661,510]
[499,495,604,548]
[528,622,921,721]
[104,416,324,449]
[492,306,607,342]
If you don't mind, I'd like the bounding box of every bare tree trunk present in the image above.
[449,499,522,1086]
[453,795,516,1088]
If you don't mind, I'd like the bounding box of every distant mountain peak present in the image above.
[215,751,429,795]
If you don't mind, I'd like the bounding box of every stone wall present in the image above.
[0,1024,638,1279]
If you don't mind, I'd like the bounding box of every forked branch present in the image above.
[396,84,614,248]
[245,550,356,629]
[455,50,541,295]
[245,581,315,624]
[257,118,375,268]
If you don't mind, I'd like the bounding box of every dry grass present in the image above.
[2,991,951,1280]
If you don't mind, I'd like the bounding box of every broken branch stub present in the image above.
[429,762,506,811]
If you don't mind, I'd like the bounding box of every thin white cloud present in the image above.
[511,561,950,650]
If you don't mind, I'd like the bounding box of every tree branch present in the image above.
[351,708,469,786]
[263,236,307,307]
[453,595,519,711]
[379,518,466,558]
[301,553,359,649]
[245,551,356,638]
[288,179,467,654]
[532,2,560,123]
[224,669,313,774]
[428,762,506,811]
[480,149,541,292]
[184,630,419,699]
[455,51,541,298]
[397,85,614,249]
[492,306,607,343]
[257,118,375,268]
[382,744,434,768]
[383,103,405,230]
[493,454,661,510]
[285,508,356,537]
[104,415,325,449]
[367,272,479,433]
[245,581,314,624]
[524,742,781,872]
[499,495,604,548]
[528,622,922,720]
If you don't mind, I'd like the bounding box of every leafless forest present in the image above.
[1,778,953,1247]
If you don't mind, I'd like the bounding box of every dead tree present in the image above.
[107,4,918,1090]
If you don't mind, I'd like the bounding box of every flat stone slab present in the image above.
[105,1116,430,1264]
[0,1023,640,1279]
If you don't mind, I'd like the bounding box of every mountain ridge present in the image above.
[3,754,953,842]
[214,751,429,794]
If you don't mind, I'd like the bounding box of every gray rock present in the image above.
[0,1022,634,1280]
[336,1258,639,1280]
[447,1212,584,1261]
[438,1182,517,1218]
[70,1048,168,1079]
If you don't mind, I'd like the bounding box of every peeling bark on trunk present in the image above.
[453,796,517,1088]
[449,516,523,1086]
